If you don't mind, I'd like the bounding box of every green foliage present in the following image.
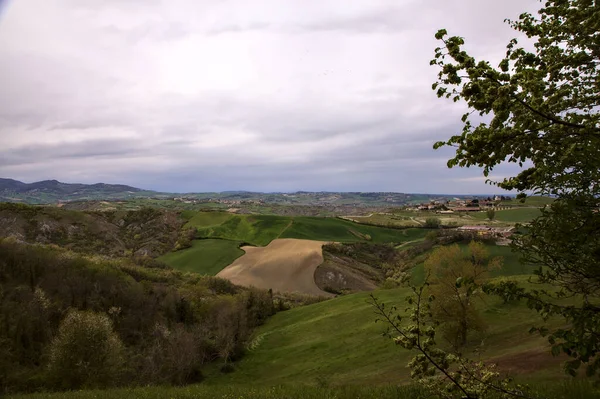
[424,218,441,229]
[47,310,124,389]
[425,231,438,241]
[425,242,502,348]
[371,285,528,399]
[433,0,600,379]
[432,3,599,195]
[486,208,496,221]
[0,239,274,393]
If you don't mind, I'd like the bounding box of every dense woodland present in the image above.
[0,238,274,392]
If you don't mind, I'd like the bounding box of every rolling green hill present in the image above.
[194,214,292,246]
[280,217,429,243]
[157,239,245,275]
[185,211,234,228]
[186,212,430,246]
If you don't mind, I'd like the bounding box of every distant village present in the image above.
[411,195,514,213]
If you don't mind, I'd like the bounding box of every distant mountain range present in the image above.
[0,178,481,206]
[0,178,149,204]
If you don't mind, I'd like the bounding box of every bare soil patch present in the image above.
[217,238,332,296]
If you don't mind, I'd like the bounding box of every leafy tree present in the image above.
[370,285,527,399]
[425,217,441,229]
[425,242,502,348]
[47,310,124,389]
[486,208,496,221]
[432,0,600,378]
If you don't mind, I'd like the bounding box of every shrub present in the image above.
[424,217,441,228]
[47,310,124,389]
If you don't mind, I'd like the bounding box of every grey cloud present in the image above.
[298,5,417,33]
[205,22,272,36]
[0,139,149,167]
[0,0,536,194]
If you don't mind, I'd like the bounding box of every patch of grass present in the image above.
[196,215,291,246]
[179,210,197,221]
[158,239,244,275]
[185,211,233,229]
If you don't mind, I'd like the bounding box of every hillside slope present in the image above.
[208,278,563,386]
[0,203,183,258]
[188,212,431,246]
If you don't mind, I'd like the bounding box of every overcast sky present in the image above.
[0,0,539,194]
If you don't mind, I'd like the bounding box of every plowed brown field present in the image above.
[217,238,331,296]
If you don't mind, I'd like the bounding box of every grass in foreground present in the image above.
[158,239,244,275]
[9,381,598,399]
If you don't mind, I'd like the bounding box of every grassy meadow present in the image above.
[158,239,245,275]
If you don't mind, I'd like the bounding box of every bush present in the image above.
[424,231,438,241]
[424,217,441,228]
[140,324,204,385]
[47,310,124,389]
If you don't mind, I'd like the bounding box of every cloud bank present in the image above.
[0,0,539,193]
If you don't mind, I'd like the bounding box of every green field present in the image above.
[501,195,554,207]
[158,239,244,275]
[194,214,292,246]
[281,217,430,243]
[186,212,431,246]
[185,211,235,228]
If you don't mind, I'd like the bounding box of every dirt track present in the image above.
[217,238,332,296]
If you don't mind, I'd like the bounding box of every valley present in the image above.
[1,192,587,398]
